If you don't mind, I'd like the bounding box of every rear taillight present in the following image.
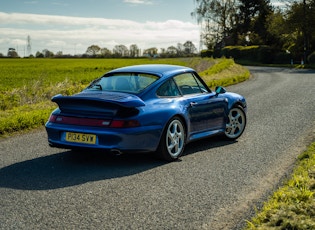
[110,120,140,128]
[49,114,57,122]
[49,115,110,127]
[49,115,140,128]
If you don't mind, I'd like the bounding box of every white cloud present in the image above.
[0,12,200,55]
[123,0,153,4]
[272,2,286,8]
[0,12,138,27]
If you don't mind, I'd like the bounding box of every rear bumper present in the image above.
[45,122,162,153]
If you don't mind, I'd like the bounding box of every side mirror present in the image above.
[215,86,226,95]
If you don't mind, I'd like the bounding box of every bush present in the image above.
[217,45,292,64]
[200,49,213,58]
[307,51,315,65]
[258,46,274,64]
[222,46,241,59]
[274,52,292,64]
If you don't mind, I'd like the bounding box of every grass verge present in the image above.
[245,142,315,229]
[199,58,250,88]
[0,102,55,136]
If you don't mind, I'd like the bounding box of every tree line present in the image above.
[84,41,197,58]
[2,41,198,58]
[192,0,315,63]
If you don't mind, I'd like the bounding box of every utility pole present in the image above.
[26,35,32,57]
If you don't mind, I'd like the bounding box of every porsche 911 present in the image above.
[45,64,247,161]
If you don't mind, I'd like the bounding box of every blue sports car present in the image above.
[45,64,247,161]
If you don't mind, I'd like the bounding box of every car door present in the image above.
[174,73,228,134]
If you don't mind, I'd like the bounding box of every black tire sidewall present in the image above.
[224,105,246,140]
[156,116,186,161]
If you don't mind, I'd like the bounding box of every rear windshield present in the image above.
[87,73,159,94]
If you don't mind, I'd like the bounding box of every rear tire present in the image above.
[156,116,186,161]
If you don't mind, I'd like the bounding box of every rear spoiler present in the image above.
[52,92,145,108]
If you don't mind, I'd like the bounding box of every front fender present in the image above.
[218,92,247,111]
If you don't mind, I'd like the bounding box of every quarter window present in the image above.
[157,79,180,97]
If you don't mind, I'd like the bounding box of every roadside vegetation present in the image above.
[245,142,315,229]
[0,57,249,137]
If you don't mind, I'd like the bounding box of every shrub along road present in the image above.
[0,67,314,229]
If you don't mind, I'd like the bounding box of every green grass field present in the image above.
[0,58,189,90]
[0,57,250,136]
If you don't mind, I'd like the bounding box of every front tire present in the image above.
[157,117,186,161]
[225,105,246,140]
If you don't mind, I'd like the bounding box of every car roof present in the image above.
[107,64,194,78]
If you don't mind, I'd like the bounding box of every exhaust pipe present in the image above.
[110,149,123,156]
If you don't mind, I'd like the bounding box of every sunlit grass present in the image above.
[0,102,55,135]
[199,58,250,89]
[245,143,315,229]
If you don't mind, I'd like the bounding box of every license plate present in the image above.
[65,132,96,145]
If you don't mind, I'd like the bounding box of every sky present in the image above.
[0,0,286,57]
[0,0,200,56]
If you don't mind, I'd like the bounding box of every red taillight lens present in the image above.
[49,114,57,122]
[110,120,140,128]
[49,115,110,127]
[49,115,140,128]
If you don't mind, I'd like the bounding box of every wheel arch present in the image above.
[228,100,247,112]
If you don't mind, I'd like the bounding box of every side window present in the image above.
[174,73,204,95]
[157,79,180,97]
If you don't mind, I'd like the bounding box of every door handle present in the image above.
[190,102,198,107]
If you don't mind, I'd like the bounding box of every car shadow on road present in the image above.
[0,150,165,191]
[0,138,236,191]
[184,136,237,157]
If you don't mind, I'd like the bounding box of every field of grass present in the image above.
[0,57,249,136]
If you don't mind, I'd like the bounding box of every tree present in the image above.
[129,44,140,57]
[7,48,19,57]
[177,43,185,56]
[193,0,275,48]
[183,41,197,55]
[86,45,101,56]
[55,51,63,57]
[238,0,262,34]
[43,49,54,58]
[100,48,112,57]
[165,46,178,57]
[265,10,288,49]
[252,0,273,44]
[35,51,44,58]
[285,0,315,60]
[113,45,129,57]
[192,0,238,48]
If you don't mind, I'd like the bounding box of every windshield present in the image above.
[86,73,159,94]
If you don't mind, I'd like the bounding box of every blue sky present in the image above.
[1,0,196,22]
[0,0,200,56]
[0,0,285,56]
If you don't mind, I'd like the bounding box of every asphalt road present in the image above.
[1,67,315,230]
